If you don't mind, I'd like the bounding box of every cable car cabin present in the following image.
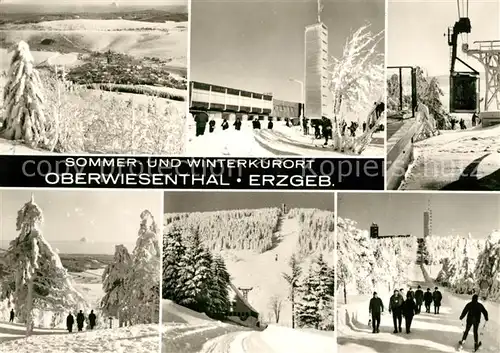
[449,72,479,113]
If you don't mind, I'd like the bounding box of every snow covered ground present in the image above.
[400,125,500,190]
[162,300,335,353]
[337,264,499,353]
[186,118,384,157]
[0,323,159,353]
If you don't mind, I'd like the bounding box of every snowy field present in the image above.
[162,300,335,353]
[337,264,499,353]
[400,125,500,190]
[186,118,384,157]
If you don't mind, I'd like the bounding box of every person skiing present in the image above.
[424,288,433,313]
[402,292,417,334]
[9,309,14,323]
[89,310,97,330]
[76,310,85,332]
[369,292,384,333]
[66,312,74,333]
[458,294,488,351]
[433,287,442,314]
[415,286,424,314]
[389,289,404,333]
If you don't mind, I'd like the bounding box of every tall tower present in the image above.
[304,2,329,119]
[423,198,432,237]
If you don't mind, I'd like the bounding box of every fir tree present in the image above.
[126,210,160,325]
[296,269,321,328]
[208,255,231,319]
[2,41,56,149]
[101,244,132,327]
[162,225,185,302]
[282,254,302,329]
[1,195,86,335]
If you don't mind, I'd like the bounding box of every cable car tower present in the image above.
[448,0,500,113]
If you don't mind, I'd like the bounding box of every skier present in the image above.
[389,289,403,333]
[415,286,424,314]
[402,292,417,334]
[9,309,14,323]
[233,118,242,131]
[433,287,442,314]
[221,119,229,130]
[66,312,74,333]
[89,310,97,330]
[76,310,85,332]
[424,288,433,313]
[458,294,489,352]
[369,292,384,333]
[208,119,216,133]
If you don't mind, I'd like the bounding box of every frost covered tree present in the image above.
[101,244,132,327]
[282,254,302,329]
[2,41,56,149]
[328,24,384,154]
[296,269,321,329]
[0,195,86,335]
[314,254,334,329]
[162,225,185,302]
[126,210,161,325]
[474,231,500,300]
[207,255,231,319]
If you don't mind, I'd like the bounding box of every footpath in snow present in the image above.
[337,264,499,353]
[400,125,500,190]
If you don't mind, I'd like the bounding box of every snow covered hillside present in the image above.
[337,217,417,296]
[0,323,159,353]
[337,264,500,353]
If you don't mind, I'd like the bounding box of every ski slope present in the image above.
[338,264,499,353]
[0,323,159,353]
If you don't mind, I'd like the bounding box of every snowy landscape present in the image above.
[337,193,500,353]
[0,1,187,154]
[162,192,335,353]
[0,191,161,353]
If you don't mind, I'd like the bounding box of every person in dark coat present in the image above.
[369,292,384,333]
[194,112,209,137]
[321,117,332,146]
[375,101,385,120]
[433,287,443,314]
[302,117,309,135]
[234,118,242,131]
[362,122,367,132]
[208,119,216,133]
[424,288,433,313]
[407,287,415,300]
[66,312,74,333]
[389,289,404,333]
[414,286,424,314]
[76,310,85,332]
[402,292,417,334]
[459,294,489,351]
[313,122,321,139]
[89,310,97,330]
[268,119,274,130]
[9,309,14,323]
[221,119,229,130]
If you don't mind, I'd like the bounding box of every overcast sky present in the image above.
[0,190,162,244]
[338,192,500,239]
[388,0,499,77]
[191,0,384,102]
[1,0,187,5]
[164,191,334,213]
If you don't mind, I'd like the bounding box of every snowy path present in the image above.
[400,126,500,190]
[0,321,67,343]
[338,265,499,353]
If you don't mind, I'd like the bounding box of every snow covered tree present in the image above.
[125,210,160,325]
[282,254,302,329]
[296,269,321,329]
[207,255,231,319]
[328,24,384,154]
[268,295,283,324]
[162,224,185,302]
[0,195,86,335]
[2,41,56,149]
[101,244,132,327]
[474,231,500,300]
[314,254,334,329]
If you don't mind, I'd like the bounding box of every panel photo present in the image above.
[162,191,335,353]
[386,0,500,190]
[0,190,161,353]
[0,0,187,155]
[188,0,385,157]
[336,192,500,353]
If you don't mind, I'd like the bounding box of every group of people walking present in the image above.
[66,310,97,333]
[368,286,443,334]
